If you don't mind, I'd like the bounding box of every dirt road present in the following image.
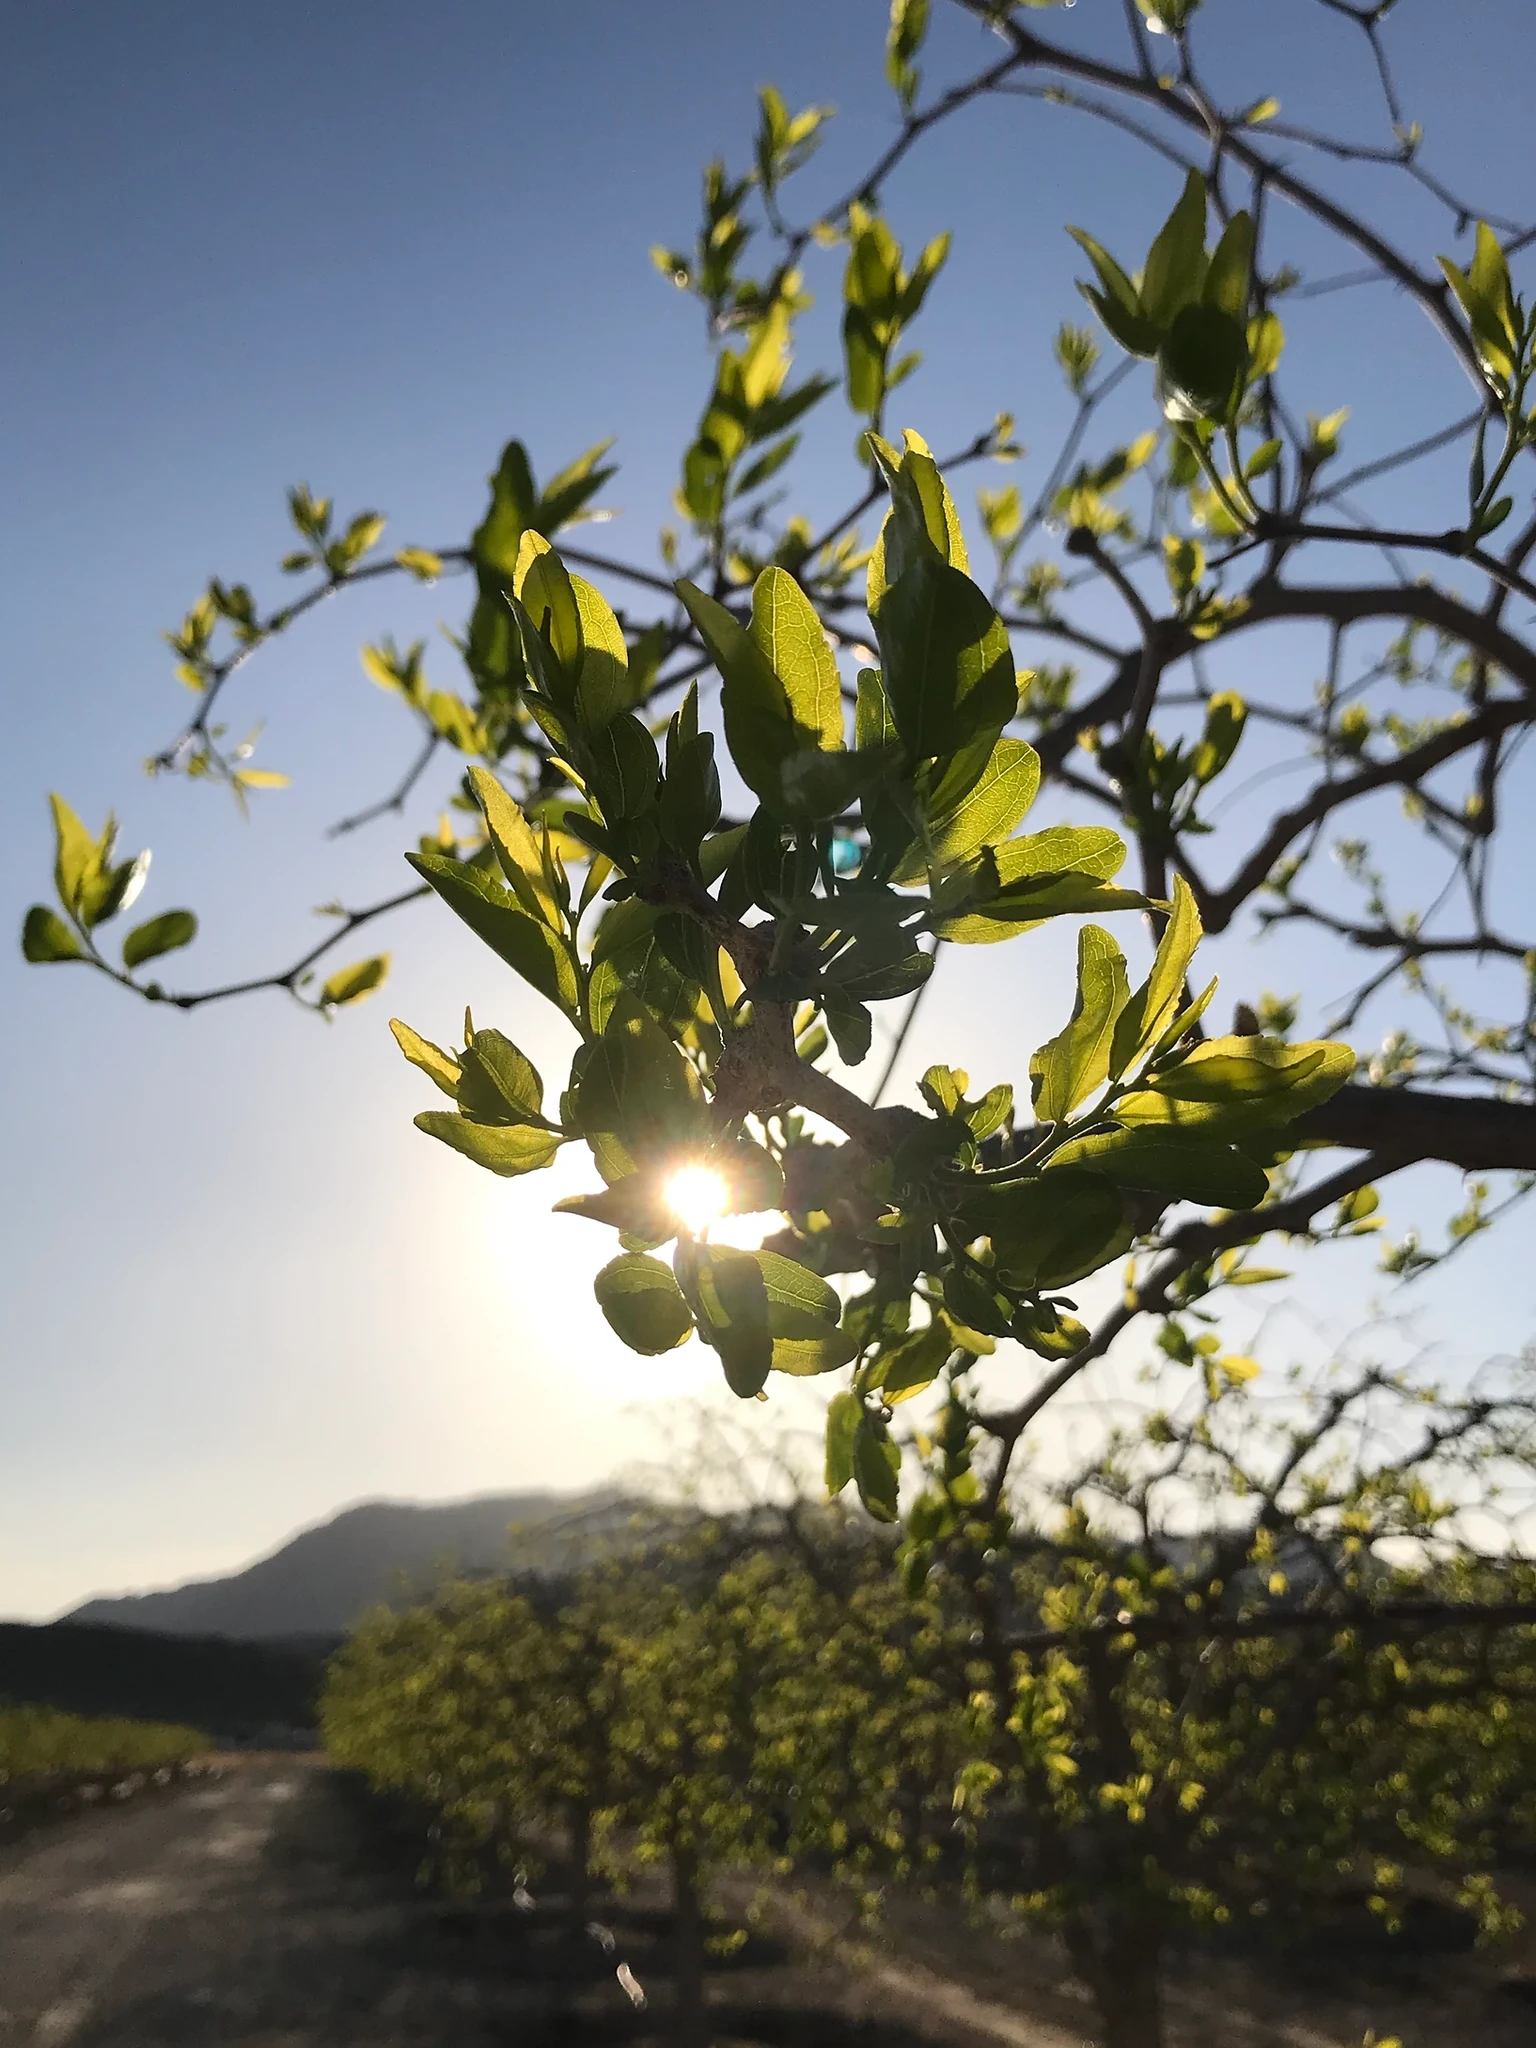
[0,1758,1070,2047]
[5,1756,1530,2047]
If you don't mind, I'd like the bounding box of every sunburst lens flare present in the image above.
[665,1164,730,1237]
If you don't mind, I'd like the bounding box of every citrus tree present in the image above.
[322,1532,959,2047]
[909,1349,1536,2048]
[23,2,1536,1498]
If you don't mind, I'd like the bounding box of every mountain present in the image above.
[65,1488,631,1641]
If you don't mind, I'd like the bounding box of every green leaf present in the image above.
[456,1029,549,1126]
[771,1325,861,1375]
[594,1253,695,1355]
[983,1171,1130,1290]
[1439,223,1518,387]
[576,990,708,1165]
[749,566,844,752]
[467,768,561,927]
[49,794,97,918]
[824,987,873,1066]
[1157,304,1249,426]
[1067,230,1161,356]
[675,1240,773,1397]
[1032,925,1130,1121]
[825,1391,861,1496]
[775,742,898,824]
[895,737,1041,882]
[1140,170,1209,331]
[942,1268,1013,1340]
[1050,1127,1268,1208]
[1117,1036,1354,1134]
[823,941,932,1003]
[1203,211,1253,322]
[676,578,804,807]
[876,1317,953,1403]
[1110,872,1201,1078]
[21,906,82,963]
[935,825,1140,942]
[554,1174,673,1243]
[1192,690,1246,783]
[854,1419,901,1521]
[516,531,582,677]
[86,849,151,926]
[587,713,660,819]
[414,1112,564,1177]
[406,853,579,1017]
[877,555,1016,760]
[321,955,389,1008]
[472,442,535,593]
[754,1249,841,1323]
[866,431,969,618]
[1010,1302,1090,1361]
[1246,311,1285,380]
[570,573,630,734]
[389,1018,461,1098]
[121,909,196,970]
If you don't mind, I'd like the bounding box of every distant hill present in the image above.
[0,1621,324,1741]
[66,1489,631,1641]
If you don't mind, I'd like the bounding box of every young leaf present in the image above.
[676,578,802,805]
[1140,170,1209,332]
[1110,872,1201,1078]
[749,566,844,751]
[1050,1127,1268,1208]
[49,794,99,919]
[321,955,390,1008]
[467,768,561,927]
[1031,925,1130,1121]
[1203,210,1253,323]
[675,1240,773,1397]
[894,737,1040,880]
[594,1253,695,1355]
[1157,304,1249,426]
[576,991,708,1164]
[415,1111,564,1177]
[877,556,1016,760]
[825,1390,861,1496]
[1067,230,1161,356]
[983,1171,1130,1290]
[854,1418,901,1521]
[21,906,83,963]
[515,531,582,676]
[405,853,579,1017]
[456,1028,549,1126]
[389,1018,461,1098]
[824,987,874,1066]
[570,573,630,735]
[121,909,197,970]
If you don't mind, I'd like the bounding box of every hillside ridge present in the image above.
[65,1486,630,1640]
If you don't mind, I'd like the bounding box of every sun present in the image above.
[665,1163,731,1237]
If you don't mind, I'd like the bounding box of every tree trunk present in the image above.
[670,1841,710,2048]
[567,1798,592,1930]
[1066,1908,1165,2048]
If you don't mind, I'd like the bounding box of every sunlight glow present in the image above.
[665,1164,731,1237]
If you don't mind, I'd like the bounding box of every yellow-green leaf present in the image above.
[389,1018,461,1097]
[1031,925,1130,1121]
[414,1111,564,1177]
[321,954,389,1007]
[594,1253,695,1354]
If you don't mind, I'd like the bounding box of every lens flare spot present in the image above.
[665,1164,730,1236]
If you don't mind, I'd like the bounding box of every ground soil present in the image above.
[1,1754,1534,2046]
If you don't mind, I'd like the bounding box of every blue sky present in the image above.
[4,1,1533,1618]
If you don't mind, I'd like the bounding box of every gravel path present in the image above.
[0,1758,1060,2047]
